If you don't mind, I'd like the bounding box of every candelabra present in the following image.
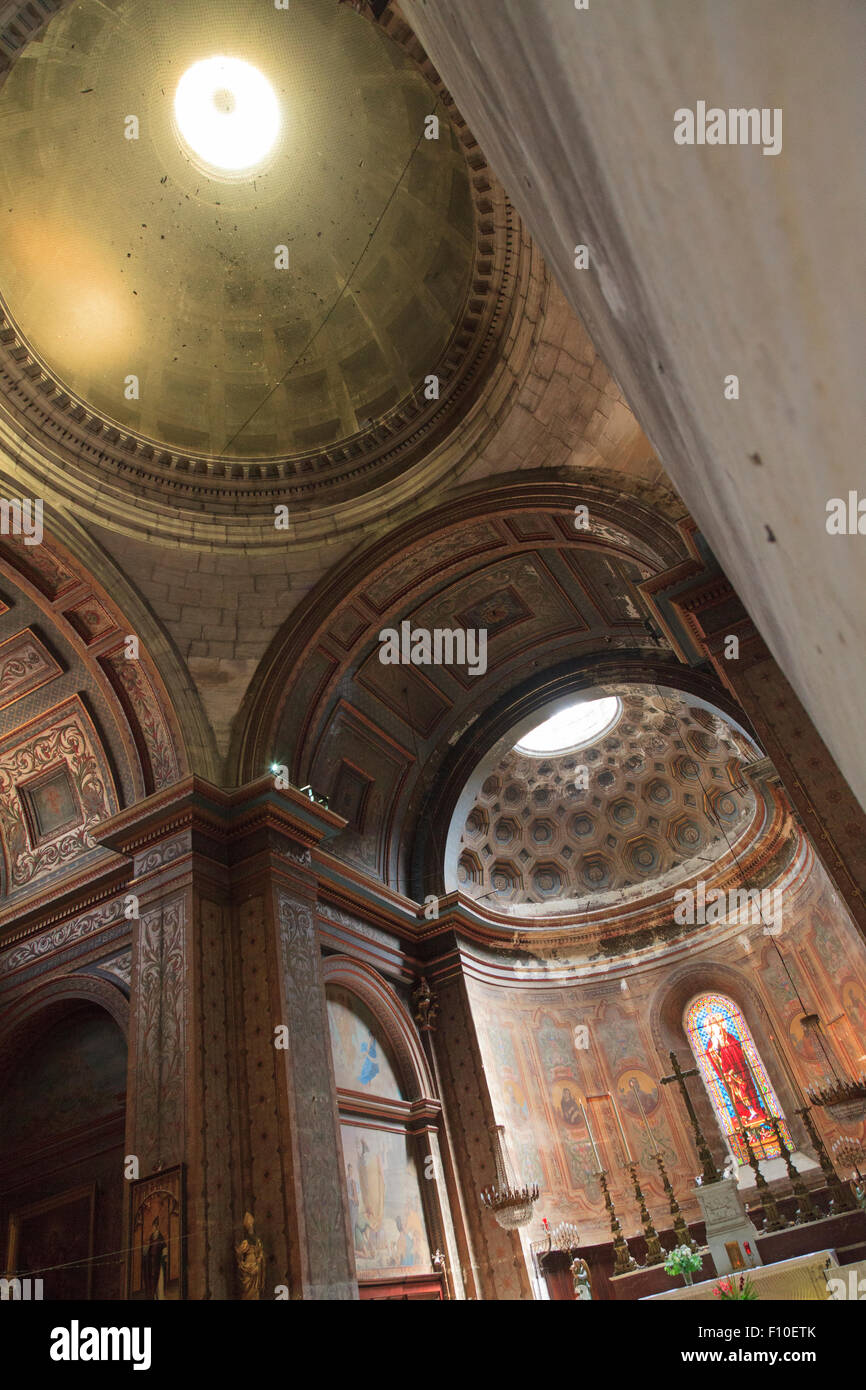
[597,1169,638,1275]
[805,1074,866,1124]
[832,1136,865,1182]
[768,1115,819,1223]
[654,1151,698,1250]
[479,1125,539,1230]
[799,1015,866,1122]
[795,1106,857,1212]
[626,1162,665,1265]
[548,1221,581,1252]
[739,1128,787,1231]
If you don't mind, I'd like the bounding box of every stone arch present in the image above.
[0,973,129,1076]
[322,954,435,1104]
[432,667,760,904]
[231,477,732,896]
[0,514,194,793]
[0,974,129,1300]
[647,959,811,1161]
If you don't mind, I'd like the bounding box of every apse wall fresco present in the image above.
[341,1123,431,1280]
[466,851,866,1243]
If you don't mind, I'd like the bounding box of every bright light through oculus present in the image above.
[174,57,280,173]
[515,697,621,755]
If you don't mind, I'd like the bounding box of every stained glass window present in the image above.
[685,992,793,1163]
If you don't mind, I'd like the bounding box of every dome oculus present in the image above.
[174,57,280,174]
[515,697,621,756]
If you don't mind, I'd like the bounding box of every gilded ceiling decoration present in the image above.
[0,532,186,917]
[0,0,519,515]
[457,688,760,915]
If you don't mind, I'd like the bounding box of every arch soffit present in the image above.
[0,516,191,791]
[0,972,130,1080]
[231,476,691,784]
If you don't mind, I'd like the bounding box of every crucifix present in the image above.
[660,1051,721,1185]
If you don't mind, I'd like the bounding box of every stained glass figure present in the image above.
[685,992,792,1162]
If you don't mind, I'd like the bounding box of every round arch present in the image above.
[230,474,690,787]
[322,955,436,1104]
[435,668,760,901]
[646,959,811,1163]
[0,973,130,1078]
[0,504,194,787]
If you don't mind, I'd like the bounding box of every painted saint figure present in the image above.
[358,1137,385,1236]
[560,1086,582,1126]
[704,1014,765,1124]
[143,1216,167,1300]
[358,1037,380,1087]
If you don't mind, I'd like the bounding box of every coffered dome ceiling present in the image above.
[0,0,489,507]
[457,688,761,916]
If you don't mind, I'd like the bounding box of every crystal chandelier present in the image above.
[832,1136,865,1180]
[547,1220,581,1252]
[479,1125,539,1230]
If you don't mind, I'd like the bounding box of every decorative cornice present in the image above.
[95,774,347,864]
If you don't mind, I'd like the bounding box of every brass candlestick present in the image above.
[769,1115,819,1223]
[795,1105,857,1212]
[627,1162,664,1264]
[655,1150,698,1250]
[740,1129,787,1231]
[627,1077,697,1252]
[596,1169,638,1275]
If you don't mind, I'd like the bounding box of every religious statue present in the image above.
[704,1015,766,1125]
[413,977,439,1032]
[235,1212,266,1301]
[570,1256,593,1300]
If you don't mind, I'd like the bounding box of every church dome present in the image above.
[0,0,484,509]
[456,687,761,916]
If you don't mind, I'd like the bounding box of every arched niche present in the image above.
[648,960,812,1169]
[321,957,448,1295]
[684,990,793,1165]
[0,982,129,1300]
[323,956,434,1103]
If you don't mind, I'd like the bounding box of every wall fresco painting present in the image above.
[326,985,404,1099]
[341,1124,431,1280]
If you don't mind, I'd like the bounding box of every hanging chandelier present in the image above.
[832,1136,865,1180]
[479,1125,539,1230]
[800,1014,866,1122]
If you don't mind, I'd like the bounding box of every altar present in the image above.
[642,1250,861,1301]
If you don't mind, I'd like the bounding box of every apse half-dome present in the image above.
[0,0,475,466]
[451,687,763,917]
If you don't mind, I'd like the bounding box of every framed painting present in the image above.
[127,1166,184,1300]
[5,1183,95,1300]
